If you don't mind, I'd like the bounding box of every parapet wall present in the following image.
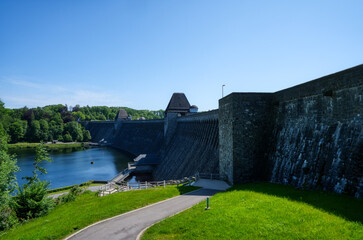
[154,110,219,180]
[219,64,363,197]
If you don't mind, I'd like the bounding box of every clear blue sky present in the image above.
[1,0,362,111]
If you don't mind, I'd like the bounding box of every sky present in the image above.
[0,0,362,111]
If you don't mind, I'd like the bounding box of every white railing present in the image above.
[99,175,197,197]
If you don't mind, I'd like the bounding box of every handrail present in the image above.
[99,173,198,197]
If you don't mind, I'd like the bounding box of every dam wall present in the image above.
[219,64,363,197]
[82,121,116,143]
[154,110,219,180]
[270,65,363,197]
[112,120,164,156]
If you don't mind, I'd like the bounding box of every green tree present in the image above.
[64,122,83,142]
[39,119,49,141]
[63,133,72,142]
[29,120,41,142]
[0,136,19,230]
[13,143,53,221]
[8,121,26,143]
[82,129,91,142]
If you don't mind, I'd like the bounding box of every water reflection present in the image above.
[12,147,132,189]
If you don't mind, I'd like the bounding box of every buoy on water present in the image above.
[91,161,94,164]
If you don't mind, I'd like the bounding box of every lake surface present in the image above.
[11,147,133,189]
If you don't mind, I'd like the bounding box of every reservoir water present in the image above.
[11,147,133,189]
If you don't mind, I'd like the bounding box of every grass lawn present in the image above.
[8,142,88,150]
[0,185,198,240]
[47,183,105,195]
[142,183,363,240]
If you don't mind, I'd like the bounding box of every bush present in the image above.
[63,133,72,142]
[12,181,54,221]
[69,185,82,196]
[0,206,18,231]
[55,185,83,205]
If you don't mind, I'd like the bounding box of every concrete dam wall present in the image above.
[154,110,219,180]
[82,121,116,143]
[219,64,363,197]
[112,120,164,156]
[84,120,164,156]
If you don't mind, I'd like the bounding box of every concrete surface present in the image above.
[193,179,231,191]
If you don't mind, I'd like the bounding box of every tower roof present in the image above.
[165,93,191,113]
[115,109,128,120]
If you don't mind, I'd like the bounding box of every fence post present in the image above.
[145,181,148,189]
[127,182,129,190]
[163,180,166,188]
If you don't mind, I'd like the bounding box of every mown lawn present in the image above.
[0,185,197,240]
[142,183,363,240]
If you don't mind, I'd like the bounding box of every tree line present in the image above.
[0,100,164,144]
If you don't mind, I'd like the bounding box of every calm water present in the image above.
[11,147,133,189]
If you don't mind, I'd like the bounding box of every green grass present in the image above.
[0,185,198,240]
[47,183,105,195]
[8,142,88,150]
[142,183,363,240]
[47,181,106,194]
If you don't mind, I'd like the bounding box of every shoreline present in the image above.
[8,142,92,150]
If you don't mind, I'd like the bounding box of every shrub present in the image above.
[0,206,18,231]
[55,185,83,205]
[63,133,73,142]
[12,181,54,221]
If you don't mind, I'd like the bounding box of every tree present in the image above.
[28,120,41,142]
[8,121,26,143]
[0,136,19,230]
[82,129,91,142]
[12,143,53,221]
[64,122,83,142]
[39,119,49,141]
[63,133,72,142]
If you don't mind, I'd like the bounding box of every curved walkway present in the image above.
[65,180,229,240]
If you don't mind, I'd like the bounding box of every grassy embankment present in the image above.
[47,181,105,195]
[0,185,198,240]
[142,183,363,240]
[8,142,89,150]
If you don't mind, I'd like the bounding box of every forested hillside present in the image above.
[0,100,164,143]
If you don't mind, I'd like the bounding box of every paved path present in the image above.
[65,179,230,240]
[193,179,231,190]
[66,188,220,240]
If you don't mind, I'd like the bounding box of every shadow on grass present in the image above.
[176,185,202,195]
[229,182,363,224]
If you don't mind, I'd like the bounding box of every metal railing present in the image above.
[99,175,197,197]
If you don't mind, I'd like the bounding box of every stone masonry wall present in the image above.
[270,65,363,197]
[219,94,274,185]
[83,121,116,143]
[219,64,363,197]
[154,110,219,180]
[112,120,164,156]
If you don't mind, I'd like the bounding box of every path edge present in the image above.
[63,188,203,240]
